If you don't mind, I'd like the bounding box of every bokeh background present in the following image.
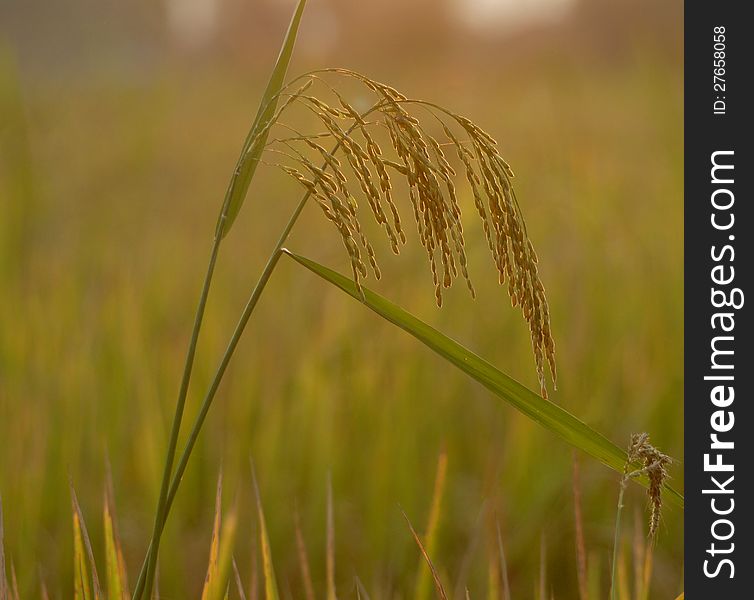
[1,0,683,597]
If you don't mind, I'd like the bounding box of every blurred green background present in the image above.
[0,0,682,597]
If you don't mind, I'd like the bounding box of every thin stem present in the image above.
[134,105,378,597]
[132,194,309,599]
[610,477,628,600]
[132,232,222,600]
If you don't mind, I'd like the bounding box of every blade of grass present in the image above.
[294,507,315,600]
[283,251,685,507]
[202,474,224,600]
[104,495,126,600]
[354,577,371,600]
[233,557,248,600]
[73,500,92,600]
[133,227,222,600]
[415,451,448,600]
[495,519,511,600]
[402,509,447,600]
[71,484,102,600]
[207,503,238,600]
[251,464,280,600]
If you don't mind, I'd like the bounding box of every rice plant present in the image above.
[0,0,684,597]
[124,1,681,597]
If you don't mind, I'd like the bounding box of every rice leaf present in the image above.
[217,0,308,238]
[283,250,684,507]
[251,465,280,600]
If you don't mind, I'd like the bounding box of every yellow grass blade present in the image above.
[71,485,102,600]
[486,556,499,600]
[202,473,224,600]
[73,507,92,600]
[103,482,129,600]
[104,501,124,600]
[251,465,279,600]
[206,505,238,600]
[674,594,684,600]
[415,450,448,600]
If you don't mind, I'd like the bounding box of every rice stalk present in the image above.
[632,509,645,600]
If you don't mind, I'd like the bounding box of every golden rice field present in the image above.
[0,3,683,597]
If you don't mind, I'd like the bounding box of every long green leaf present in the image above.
[217,0,308,238]
[283,250,684,508]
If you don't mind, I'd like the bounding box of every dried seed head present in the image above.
[625,433,671,539]
[262,70,557,395]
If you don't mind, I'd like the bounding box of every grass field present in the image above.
[1,3,683,597]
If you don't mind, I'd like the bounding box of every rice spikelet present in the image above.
[261,70,557,395]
